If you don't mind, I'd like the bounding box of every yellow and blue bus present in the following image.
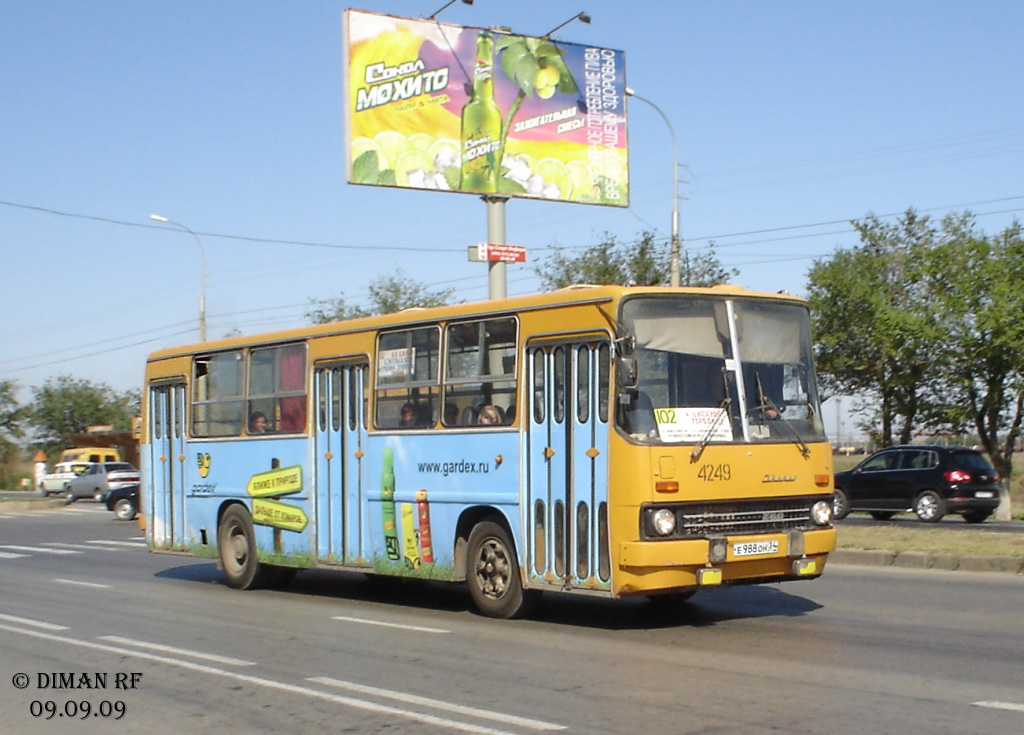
[142,285,836,618]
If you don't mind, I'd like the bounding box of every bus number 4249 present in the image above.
[697,464,731,482]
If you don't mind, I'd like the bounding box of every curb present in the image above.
[830,548,1024,575]
[0,498,68,512]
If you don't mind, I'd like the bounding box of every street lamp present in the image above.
[149,214,207,341]
[625,88,681,287]
[427,0,473,20]
[544,11,590,37]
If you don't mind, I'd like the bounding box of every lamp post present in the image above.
[625,88,681,287]
[427,0,473,20]
[150,214,207,341]
[544,11,590,37]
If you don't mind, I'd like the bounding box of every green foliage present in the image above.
[0,379,25,445]
[535,232,735,290]
[29,376,139,459]
[306,269,457,324]
[807,209,944,445]
[809,209,1024,493]
[0,379,26,485]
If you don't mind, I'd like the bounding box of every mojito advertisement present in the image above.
[343,8,629,206]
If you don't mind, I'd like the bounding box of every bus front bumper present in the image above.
[615,527,836,596]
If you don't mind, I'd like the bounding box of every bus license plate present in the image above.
[732,540,779,557]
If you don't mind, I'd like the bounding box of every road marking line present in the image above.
[0,613,69,630]
[86,540,147,548]
[331,615,450,634]
[973,701,1024,713]
[99,636,256,666]
[309,676,567,731]
[0,622,537,735]
[0,544,78,555]
[43,542,127,551]
[53,578,111,589]
[0,551,29,559]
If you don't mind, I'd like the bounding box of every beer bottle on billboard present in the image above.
[460,31,502,193]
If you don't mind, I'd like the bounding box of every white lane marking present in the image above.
[310,676,566,731]
[86,540,147,548]
[54,579,111,589]
[43,542,127,551]
[973,701,1024,713]
[0,551,29,559]
[0,613,69,631]
[0,621,538,735]
[0,545,78,555]
[100,636,256,667]
[332,615,450,634]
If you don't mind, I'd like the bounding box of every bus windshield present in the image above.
[617,295,826,445]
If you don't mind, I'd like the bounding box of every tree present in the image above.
[807,209,943,446]
[29,376,139,458]
[0,380,26,484]
[535,232,735,291]
[306,269,457,324]
[922,217,1024,511]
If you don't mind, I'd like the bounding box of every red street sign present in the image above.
[479,243,527,263]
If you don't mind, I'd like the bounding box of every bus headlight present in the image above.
[652,508,676,536]
[811,500,833,526]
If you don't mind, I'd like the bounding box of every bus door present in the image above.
[313,362,370,566]
[147,382,188,549]
[526,340,612,591]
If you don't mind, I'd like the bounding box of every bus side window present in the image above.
[193,351,245,437]
[443,317,517,427]
[248,344,307,434]
[376,327,440,429]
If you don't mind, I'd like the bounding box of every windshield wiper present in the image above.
[690,396,731,462]
[752,373,810,458]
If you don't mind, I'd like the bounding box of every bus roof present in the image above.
[145,284,806,362]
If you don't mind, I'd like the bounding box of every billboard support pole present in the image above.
[484,195,509,300]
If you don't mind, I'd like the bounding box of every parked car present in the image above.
[64,462,140,503]
[833,445,1000,523]
[105,483,139,521]
[38,461,91,496]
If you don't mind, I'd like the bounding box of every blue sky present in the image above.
[2,1,1022,441]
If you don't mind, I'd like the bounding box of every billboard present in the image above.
[343,9,628,206]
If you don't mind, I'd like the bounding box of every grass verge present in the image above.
[837,524,1024,558]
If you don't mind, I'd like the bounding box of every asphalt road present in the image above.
[0,503,1022,735]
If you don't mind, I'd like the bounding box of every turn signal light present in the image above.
[814,474,831,487]
[655,481,679,493]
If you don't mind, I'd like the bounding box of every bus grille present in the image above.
[642,496,824,540]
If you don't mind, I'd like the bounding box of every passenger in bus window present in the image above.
[478,405,501,425]
[400,403,417,427]
[249,412,267,433]
[444,402,459,426]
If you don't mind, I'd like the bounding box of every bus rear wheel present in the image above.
[218,505,269,589]
[466,520,537,619]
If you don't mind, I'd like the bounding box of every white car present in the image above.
[64,462,141,502]
[39,462,91,496]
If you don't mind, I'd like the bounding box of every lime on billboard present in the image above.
[343,9,629,207]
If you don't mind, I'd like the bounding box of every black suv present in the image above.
[833,445,1000,523]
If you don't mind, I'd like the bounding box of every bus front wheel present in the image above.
[218,505,269,589]
[466,520,537,619]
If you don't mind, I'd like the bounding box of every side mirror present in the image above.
[613,335,637,390]
[616,356,638,390]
